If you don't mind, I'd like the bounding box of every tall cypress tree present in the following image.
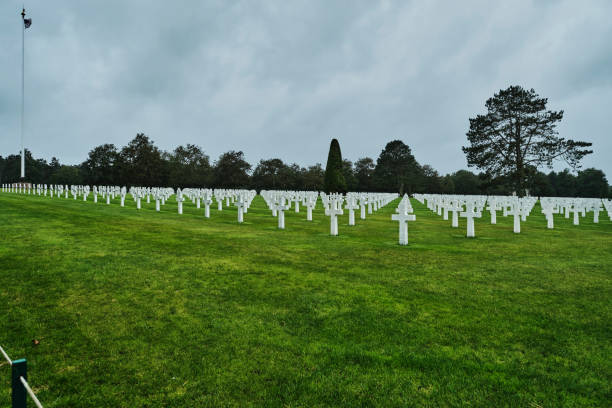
[324,138,347,193]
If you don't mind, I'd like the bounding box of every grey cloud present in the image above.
[1,0,610,177]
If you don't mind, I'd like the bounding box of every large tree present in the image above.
[576,168,609,198]
[1,149,49,183]
[213,150,251,188]
[302,164,325,191]
[341,159,358,192]
[251,158,287,190]
[354,157,375,192]
[118,134,167,186]
[463,85,592,196]
[373,140,421,195]
[450,170,481,195]
[81,144,119,186]
[323,139,347,193]
[420,164,443,193]
[167,144,212,188]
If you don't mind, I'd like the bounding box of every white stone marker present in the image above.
[542,206,554,229]
[294,197,300,213]
[235,197,245,223]
[572,206,580,225]
[203,194,212,218]
[487,202,497,224]
[305,199,315,221]
[391,212,416,245]
[593,206,601,223]
[346,200,359,226]
[460,204,481,238]
[325,201,343,236]
[450,202,461,228]
[274,200,289,229]
[177,192,184,215]
[360,199,367,220]
[509,204,521,233]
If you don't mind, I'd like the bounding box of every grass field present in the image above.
[0,193,610,407]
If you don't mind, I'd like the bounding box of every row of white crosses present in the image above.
[260,190,320,228]
[260,190,398,234]
[413,193,610,237]
[540,197,608,227]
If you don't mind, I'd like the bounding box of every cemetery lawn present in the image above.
[1,194,611,407]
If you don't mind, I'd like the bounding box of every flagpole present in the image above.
[20,7,25,180]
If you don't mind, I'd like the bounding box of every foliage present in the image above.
[324,139,347,193]
[301,164,325,191]
[354,157,375,192]
[420,165,443,193]
[342,160,358,192]
[463,86,593,196]
[0,134,609,196]
[49,165,83,185]
[117,134,168,187]
[81,144,119,186]
[213,150,251,188]
[166,144,212,188]
[450,170,481,195]
[373,140,421,195]
[576,168,609,198]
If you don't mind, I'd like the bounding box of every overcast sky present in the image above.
[1,1,611,176]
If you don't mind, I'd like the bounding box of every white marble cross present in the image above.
[359,198,367,220]
[325,201,344,236]
[391,211,416,245]
[176,190,184,214]
[235,196,245,223]
[541,206,555,229]
[273,199,289,229]
[460,203,481,237]
[204,194,212,218]
[571,205,581,225]
[449,202,461,228]
[345,199,359,226]
[487,200,497,224]
[509,203,521,233]
[593,204,602,224]
[305,199,316,221]
[294,196,300,213]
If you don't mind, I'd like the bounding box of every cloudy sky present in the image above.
[1,0,611,176]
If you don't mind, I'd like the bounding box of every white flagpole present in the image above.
[21,7,25,180]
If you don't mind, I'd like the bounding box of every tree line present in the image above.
[0,133,609,197]
[0,86,609,197]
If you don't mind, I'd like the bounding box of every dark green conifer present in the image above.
[324,139,347,193]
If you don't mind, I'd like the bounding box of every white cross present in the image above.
[541,206,555,229]
[487,200,498,224]
[460,204,481,237]
[305,199,316,221]
[345,200,359,226]
[449,202,461,228]
[235,197,245,223]
[325,201,344,236]
[391,211,416,245]
[273,199,289,229]
[509,203,521,233]
[204,195,212,218]
[571,205,581,225]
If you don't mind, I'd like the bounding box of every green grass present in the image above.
[0,193,610,407]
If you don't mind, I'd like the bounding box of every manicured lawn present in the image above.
[0,193,610,407]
